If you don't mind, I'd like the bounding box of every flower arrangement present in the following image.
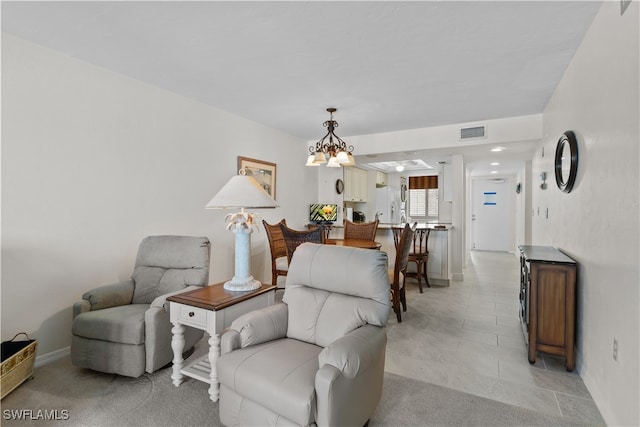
[320,205,335,220]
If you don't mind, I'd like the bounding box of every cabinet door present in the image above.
[344,167,368,202]
[534,264,569,347]
[355,168,368,202]
[344,168,356,201]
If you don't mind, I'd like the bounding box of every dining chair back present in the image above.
[306,223,332,240]
[262,219,288,287]
[279,223,325,263]
[389,223,416,322]
[408,228,431,292]
[344,219,379,241]
[392,225,431,292]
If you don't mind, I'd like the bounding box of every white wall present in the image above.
[1,34,316,357]
[345,114,543,156]
[531,2,639,425]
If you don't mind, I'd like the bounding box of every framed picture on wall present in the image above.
[238,156,277,200]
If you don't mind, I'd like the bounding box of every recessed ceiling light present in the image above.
[395,165,405,172]
[490,162,500,166]
[490,170,498,174]
[491,147,504,152]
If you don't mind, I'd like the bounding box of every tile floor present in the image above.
[384,250,606,425]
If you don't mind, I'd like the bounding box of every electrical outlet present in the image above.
[613,338,619,362]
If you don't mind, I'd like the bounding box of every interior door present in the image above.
[471,178,514,251]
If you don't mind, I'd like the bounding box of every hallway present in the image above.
[384,250,605,425]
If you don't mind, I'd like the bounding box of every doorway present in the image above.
[471,177,515,251]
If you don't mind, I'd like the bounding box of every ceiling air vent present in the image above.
[460,125,486,140]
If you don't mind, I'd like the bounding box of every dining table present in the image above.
[324,238,382,250]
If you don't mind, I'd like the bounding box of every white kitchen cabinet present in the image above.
[424,228,451,282]
[375,171,388,187]
[344,167,368,202]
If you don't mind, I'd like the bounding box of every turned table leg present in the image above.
[171,322,185,387]
[208,333,221,402]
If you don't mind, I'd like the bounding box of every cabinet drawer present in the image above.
[176,305,207,328]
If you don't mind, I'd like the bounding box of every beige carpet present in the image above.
[0,355,592,427]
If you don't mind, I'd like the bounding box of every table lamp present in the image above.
[205,170,278,291]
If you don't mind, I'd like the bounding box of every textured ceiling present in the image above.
[2,1,602,172]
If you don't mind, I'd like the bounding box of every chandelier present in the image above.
[306,108,356,167]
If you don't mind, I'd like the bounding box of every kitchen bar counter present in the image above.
[325,222,452,230]
[377,222,453,230]
[325,222,452,285]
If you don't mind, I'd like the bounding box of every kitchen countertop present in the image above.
[377,222,453,230]
[313,222,453,230]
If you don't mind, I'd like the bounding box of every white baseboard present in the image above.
[35,346,70,368]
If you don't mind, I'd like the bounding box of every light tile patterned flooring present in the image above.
[384,250,605,425]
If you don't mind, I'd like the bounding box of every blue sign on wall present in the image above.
[483,192,497,205]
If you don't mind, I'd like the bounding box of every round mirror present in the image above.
[554,131,578,193]
[561,141,572,183]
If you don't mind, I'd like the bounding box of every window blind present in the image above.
[408,175,439,219]
[409,176,438,189]
[408,189,426,217]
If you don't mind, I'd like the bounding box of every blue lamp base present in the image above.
[223,227,262,291]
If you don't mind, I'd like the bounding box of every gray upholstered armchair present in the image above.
[217,242,390,426]
[71,235,210,377]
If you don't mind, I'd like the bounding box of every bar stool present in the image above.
[392,226,431,293]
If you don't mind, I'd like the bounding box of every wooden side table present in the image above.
[167,283,275,402]
[518,246,577,371]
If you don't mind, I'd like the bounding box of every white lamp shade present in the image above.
[312,151,327,164]
[342,153,356,167]
[306,154,320,166]
[327,156,342,167]
[205,175,278,209]
[336,151,349,163]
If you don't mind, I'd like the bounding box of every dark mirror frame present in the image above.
[554,130,578,193]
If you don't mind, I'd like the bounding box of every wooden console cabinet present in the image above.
[518,245,577,371]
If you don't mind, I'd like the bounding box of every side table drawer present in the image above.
[176,305,207,328]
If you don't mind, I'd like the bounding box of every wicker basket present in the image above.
[1,333,38,399]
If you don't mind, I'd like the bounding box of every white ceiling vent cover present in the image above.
[460,125,487,140]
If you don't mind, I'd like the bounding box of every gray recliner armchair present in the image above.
[71,235,210,378]
[217,242,390,426]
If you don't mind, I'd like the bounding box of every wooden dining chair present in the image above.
[408,228,431,292]
[306,223,332,240]
[344,219,379,241]
[389,222,416,322]
[262,219,289,287]
[279,223,325,263]
[392,225,431,292]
